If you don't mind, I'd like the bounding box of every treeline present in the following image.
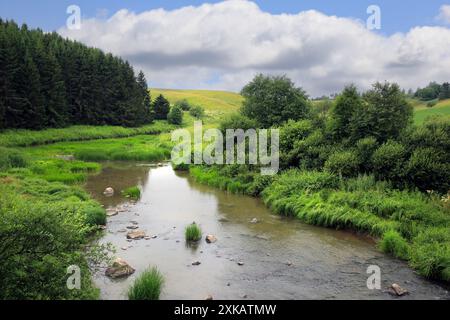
[414,81,450,101]
[221,75,450,193]
[0,20,153,129]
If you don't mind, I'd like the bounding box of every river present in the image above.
[85,162,449,300]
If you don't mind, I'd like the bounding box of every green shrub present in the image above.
[379,230,410,260]
[427,100,437,108]
[122,186,141,199]
[405,147,449,193]
[247,174,274,196]
[128,267,164,300]
[175,99,191,111]
[84,206,107,226]
[279,120,314,167]
[219,113,258,133]
[324,150,360,177]
[185,223,202,242]
[172,162,190,171]
[410,228,450,281]
[168,105,183,125]
[406,117,450,152]
[295,129,330,170]
[0,188,99,299]
[372,140,406,184]
[189,105,205,119]
[355,137,378,172]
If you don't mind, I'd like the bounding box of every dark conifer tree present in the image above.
[153,94,170,120]
[137,71,153,123]
[0,20,155,130]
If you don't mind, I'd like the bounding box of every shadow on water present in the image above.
[85,163,450,300]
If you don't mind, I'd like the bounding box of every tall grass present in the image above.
[22,134,174,164]
[379,230,410,260]
[75,147,171,162]
[122,186,141,200]
[0,147,28,171]
[185,223,202,242]
[128,267,164,300]
[189,165,271,196]
[27,159,100,184]
[0,122,174,147]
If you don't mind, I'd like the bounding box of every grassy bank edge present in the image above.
[188,165,450,283]
[0,121,175,147]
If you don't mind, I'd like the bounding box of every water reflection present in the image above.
[84,162,151,207]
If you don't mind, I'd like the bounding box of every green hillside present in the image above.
[151,89,243,119]
[411,98,450,124]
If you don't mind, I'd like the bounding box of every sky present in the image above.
[1,0,450,95]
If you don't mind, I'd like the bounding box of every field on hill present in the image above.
[410,99,450,124]
[151,88,242,120]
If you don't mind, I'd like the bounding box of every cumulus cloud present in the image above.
[59,0,450,96]
[437,5,450,24]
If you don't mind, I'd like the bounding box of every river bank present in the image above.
[89,162,449,299]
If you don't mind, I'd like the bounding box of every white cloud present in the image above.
[437,5,450,24]
[59,0,450,96]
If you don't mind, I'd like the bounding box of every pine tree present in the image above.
[153,94,170,120]
[137,71,153,123]
[0,20,155,129]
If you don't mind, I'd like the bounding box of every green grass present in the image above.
[151,89,242,121]
[411,98,450,124]
[185,223,202,242]
[190,165,450,282]
[128,267,164,300]
[0,121,174,147]
[21,134,174,163]
[0,147,28,171]
[264,170,450,281]
[122,186,141,200]
[379,230,410,260]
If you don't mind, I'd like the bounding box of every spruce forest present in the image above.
[0,19,152,129]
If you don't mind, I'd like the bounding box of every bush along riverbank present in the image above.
[0,149,107,299]
[189,165,450,282]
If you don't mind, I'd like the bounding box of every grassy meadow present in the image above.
[152,89,242,120]
[1,87,449,299]
[411,98,450,124]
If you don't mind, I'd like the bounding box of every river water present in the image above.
[85,162,449,300]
